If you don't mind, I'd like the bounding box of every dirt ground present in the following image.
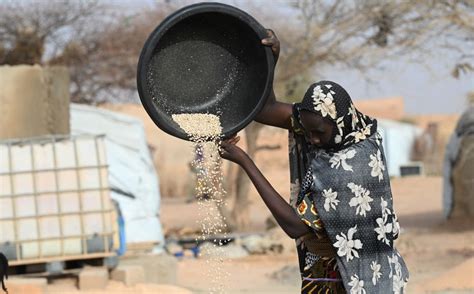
[37,104,471,293]
[159,176,474,294]
[48,176,470,293]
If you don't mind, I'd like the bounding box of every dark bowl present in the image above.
[137,2,274,141]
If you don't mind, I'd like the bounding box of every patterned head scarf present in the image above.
[295,80,377,151]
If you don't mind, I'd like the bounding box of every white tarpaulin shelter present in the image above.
[377,119,422,177]
[70,103,164,250]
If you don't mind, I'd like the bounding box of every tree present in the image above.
[217,0,474,230]
[2,0,471,231]
[0,1,175,104]
[0,1,99,65]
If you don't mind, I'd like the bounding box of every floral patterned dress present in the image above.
[290,113,346,294]
[289,81,409,294]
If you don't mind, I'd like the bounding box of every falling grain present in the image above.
[172,113,230,294]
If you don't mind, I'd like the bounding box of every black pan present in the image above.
[137,2,274,140]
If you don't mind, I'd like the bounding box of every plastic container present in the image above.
[0,135,116,265]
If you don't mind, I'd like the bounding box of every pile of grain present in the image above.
[172,113,222,140]
[172,113,229,294]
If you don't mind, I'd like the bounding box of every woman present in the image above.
[219,31,409,293]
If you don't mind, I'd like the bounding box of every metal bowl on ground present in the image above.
[137,2,274,140]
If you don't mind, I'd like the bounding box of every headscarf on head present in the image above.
[294,80,377,151]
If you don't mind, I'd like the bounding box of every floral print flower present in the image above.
[297,199,308,214]
[330,149,357,171]
[322,188,340,212]
[379,197,402,240]
[348,274,366,294]
[375,217,393,245]
[313,219,323,230]
[334,115,345,144]
[312,85,337,119]
[388,253,407,294]
[380,197,391,221]
[310,203,317,215]
[333,225,363,262]
[336,116,345,136]
[312,84,325,98]
[392,213,401,238]
[347,182,363,195]
[302,218,311,227]
[348,104,359,129]
[348,183,373,217]
[347,124,373,144]
[369,149,385,181]
[371,261,382,285]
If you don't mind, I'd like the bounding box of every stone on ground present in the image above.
[78,267,108,290]
[241,235,273,254]
[120,253,177,284]
[111,264,145,286]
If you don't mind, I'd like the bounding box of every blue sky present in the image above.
[121,0,472,115]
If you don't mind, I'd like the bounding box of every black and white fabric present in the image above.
[297,81,378,151]
[290,81,409,293]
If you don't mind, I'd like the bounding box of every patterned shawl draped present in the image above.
[289,81,409,293]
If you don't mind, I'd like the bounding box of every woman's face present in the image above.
[299,110,335,147]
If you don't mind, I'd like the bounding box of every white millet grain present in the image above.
[172,113,222,140]
[172,112,230,294]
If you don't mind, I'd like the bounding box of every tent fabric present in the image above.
[443,107,474,218]
[443,133,462,218]
[377,119,422,177]
[70,103,164,249]
[455,106,474,136]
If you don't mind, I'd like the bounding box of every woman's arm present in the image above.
[240,154,310,238]
[254,90,293,129]
[255,29,293,130]
[220,136,310,239]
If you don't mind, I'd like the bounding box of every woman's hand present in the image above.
[261,29,280,64]
[219,135,248,165]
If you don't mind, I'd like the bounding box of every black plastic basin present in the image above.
[137,2,274,140]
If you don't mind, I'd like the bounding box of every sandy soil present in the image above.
[46,280,193,294]
[159,176,474,294]
[38,103,471,293]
